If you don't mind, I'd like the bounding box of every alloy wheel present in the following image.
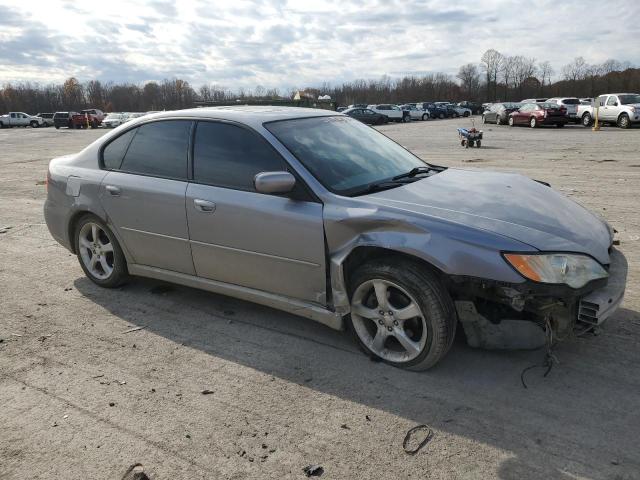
[350,279,427,363]
[78,222,115,280]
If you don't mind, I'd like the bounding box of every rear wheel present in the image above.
[582,113,592,127]
[463,111,470,117]
[618,114,630,129]
[496,115,501,125]
[556,123,564,128]
[30,121,39,128]
[347,259,456,370]
[74,215,128,288]
[422,114,427,121]
[530,117,537,128]
[508,116,515,126]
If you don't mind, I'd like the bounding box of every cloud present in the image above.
[0,0,638,89]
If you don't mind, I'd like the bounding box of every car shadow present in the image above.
[73,275,640,479]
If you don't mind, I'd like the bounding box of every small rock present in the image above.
[109,402,115,407]
[340,424,350,430]
[185,434,191,439]
[365,415,371,422]
[201,389,214,395]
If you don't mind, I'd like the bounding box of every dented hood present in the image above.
[365,168,612,264]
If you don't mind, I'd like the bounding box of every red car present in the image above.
[508,102,568,128]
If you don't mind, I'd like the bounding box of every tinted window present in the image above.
[102,129,137,170]
[561,98,580,104]
[120,121,190,179]
[193,122,285,191]
[606,96,617,106]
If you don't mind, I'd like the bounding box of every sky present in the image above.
[1,0,639,91]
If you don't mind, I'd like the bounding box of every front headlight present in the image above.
[503,253,608,288]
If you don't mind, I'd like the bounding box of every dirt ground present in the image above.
[1,119,639,480]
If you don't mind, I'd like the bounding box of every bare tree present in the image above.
[561,57,588,81]
[456,63,481,99]
[513,57,537,98]
[538,60,554,94]
[481,49,503,101]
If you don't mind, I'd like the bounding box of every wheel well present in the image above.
[67,210,93,254]
[342,246,444,292]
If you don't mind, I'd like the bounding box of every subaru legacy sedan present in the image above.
[44,107,627,370]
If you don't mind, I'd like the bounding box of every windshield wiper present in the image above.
[349,181,407,197]
[392,166,433,181]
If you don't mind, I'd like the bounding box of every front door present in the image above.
[99,120,195,275]
[186,120,326,304]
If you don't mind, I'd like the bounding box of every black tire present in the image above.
[529,117,537,128]
[618,114,630,129]
[582,113,592,127]
[74,214,128,288]
[508,116,515,127]
[91,120,98,129]
[346,259,457,370]
[0,122,4,129]
[476,140,481,148]
[556,123,564,128]
[30,121,39,128]
[463,111,470,117]
[55,125,60,129]
[439,112,445,119]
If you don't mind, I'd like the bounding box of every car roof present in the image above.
[143,106,338,125]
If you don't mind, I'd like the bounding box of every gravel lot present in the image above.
[1,119,639,480]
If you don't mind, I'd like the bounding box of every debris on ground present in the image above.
[121,463,150,480]
[340,424,350,430]
[403,424,434,455]
[365,415,371,422]
[201,389,214,395]
[122,326,146,334]
[303,464,324,477]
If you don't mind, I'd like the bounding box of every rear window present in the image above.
[119,120,191,180]
[540,103,560,109]
[561,98,580,105]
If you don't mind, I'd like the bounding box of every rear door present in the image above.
[186,120,326,304]
[99,120,195,275]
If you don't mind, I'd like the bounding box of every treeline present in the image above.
[1,50,638,114]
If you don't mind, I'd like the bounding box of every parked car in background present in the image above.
[348,104,369,109]
[417,102,447,119]
[43,106,627,370]
[122,112,147,124]
[591,93,640,129]
[368,104,409,122]
[103,113,127,128]
[400,104,429,121]
[0,112,44,128]
[336,107,347,112]
[451,104,472,117]
[508,102,567,128]
[53,111,81,129]
[546,97,581,123]
[457,101,483,115]
[342,107,387,125]
[580,98,593,105]
[81,109,105,125]
[482,102,522,125]
[36,113,55,127]
[521,98,548,103]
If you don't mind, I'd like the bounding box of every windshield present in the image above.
[619,94,640,105]
[265,116,428,196]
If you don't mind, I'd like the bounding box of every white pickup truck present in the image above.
[0,112,45,128]
[578,93,640,128]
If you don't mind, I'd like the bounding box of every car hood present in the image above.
[365,168,612,264]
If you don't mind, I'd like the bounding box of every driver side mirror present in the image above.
[254,171,296,194]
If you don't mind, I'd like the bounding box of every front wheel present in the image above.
[508,116,515,126]
[347,260,456,370]
[463,111,470,117]
[75,215,128,288]
[422,114,427,121]
[530,117,537,128]
[618,114,630,129]
[582,113,592,127]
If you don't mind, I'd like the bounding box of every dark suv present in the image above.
[53,111,80,129]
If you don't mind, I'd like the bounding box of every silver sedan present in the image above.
[45,107,627,369]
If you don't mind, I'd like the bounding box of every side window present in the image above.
[607,96,618,106]
[120,121,190,180]
[102,129,137,170]
[193,122,286,191]
[597,96,607,107]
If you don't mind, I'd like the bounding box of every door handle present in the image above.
[193,198,216,212]
[105,185,121,196]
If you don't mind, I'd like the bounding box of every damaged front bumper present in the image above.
[452,248,628,350]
